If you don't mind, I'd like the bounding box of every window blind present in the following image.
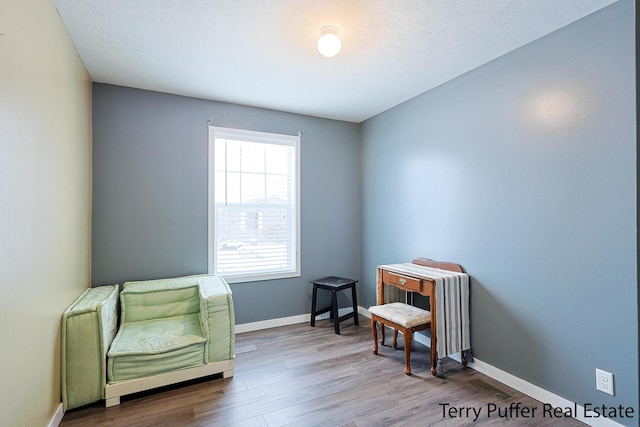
[208,127,300,282]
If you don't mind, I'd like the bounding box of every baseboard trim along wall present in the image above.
[235,313,311,334]
[48,403,64,427]
[237,307,624,427]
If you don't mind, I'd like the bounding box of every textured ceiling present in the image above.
[52,0,618,123]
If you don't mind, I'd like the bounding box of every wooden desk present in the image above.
[376,259,469,375]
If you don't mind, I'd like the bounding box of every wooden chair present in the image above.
[369,258,464,375]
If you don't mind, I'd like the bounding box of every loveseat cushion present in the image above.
[120,279,203,323]
[107,313,206,382]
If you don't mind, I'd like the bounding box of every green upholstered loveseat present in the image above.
[61,274,234,410]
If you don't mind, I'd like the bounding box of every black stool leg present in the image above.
[331,290,340,334]
[310,284,318,327]
[351,283,359,326]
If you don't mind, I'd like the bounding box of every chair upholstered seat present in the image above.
[368,303,430,328]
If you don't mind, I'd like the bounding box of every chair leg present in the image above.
[379,321,386,346]
[392,329,398,349]
[331,291,340,334]
[371,318,379,355]
[310,285,318,327]
[404,330,413,375]
[351,284,359,326]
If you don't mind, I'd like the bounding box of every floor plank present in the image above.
[60,316,586,426]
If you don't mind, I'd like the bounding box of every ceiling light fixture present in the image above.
[317,26,341,58]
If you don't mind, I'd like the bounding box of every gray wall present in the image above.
[360,1,636,422]
[92,84,361,323]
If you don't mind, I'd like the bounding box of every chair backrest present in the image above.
[120,280,202,323]
[412,257,464,273]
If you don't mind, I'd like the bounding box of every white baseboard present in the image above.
[467,358,624,427]
[236,307,363,334]
[47,403,64,427]
[236,313,310,334]
[238,307,624,427]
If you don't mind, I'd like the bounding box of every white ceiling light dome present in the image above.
[317,26,342,58]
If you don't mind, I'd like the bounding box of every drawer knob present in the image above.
[398,277,406,285]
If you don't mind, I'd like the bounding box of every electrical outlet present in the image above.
[596,368,614,396]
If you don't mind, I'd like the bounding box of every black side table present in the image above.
[310,276,359,335]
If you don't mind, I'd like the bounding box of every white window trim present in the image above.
[207,126,301,283]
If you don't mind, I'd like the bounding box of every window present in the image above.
[208,126,300,283]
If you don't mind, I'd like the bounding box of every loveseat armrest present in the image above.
[61,284,119,410]
[199,275,235,363]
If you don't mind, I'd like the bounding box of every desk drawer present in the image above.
[382,271,422,293]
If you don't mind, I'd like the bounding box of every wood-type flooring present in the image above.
[60,315,586,426]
